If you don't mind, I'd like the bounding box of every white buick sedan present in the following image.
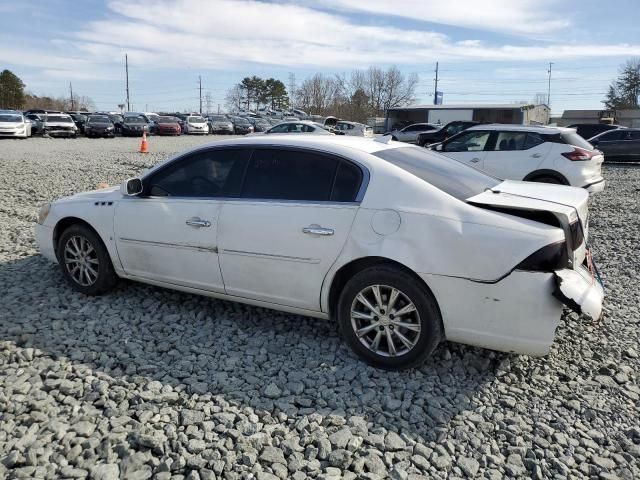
[35,136,604,369]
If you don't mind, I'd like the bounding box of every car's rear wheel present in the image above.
[337,265,443,370]
[56,224,118,295]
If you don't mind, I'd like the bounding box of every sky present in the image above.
[1,0,639,115]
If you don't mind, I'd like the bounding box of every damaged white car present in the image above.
[35,136,604,369]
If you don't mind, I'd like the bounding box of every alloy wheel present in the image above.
[350,284,421,357]
[63,235,99,286]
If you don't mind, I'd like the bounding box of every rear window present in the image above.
[373,146,500,200]
[561,131,593,150]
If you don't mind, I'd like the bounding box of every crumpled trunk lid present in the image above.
[467,180,589,267]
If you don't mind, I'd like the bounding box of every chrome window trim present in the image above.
[140,144,370,204]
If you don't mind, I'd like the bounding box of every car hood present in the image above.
[56,185,122,204]
[44,121,75,127]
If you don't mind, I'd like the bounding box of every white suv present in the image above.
[432,124,605,193]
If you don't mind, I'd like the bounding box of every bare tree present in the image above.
[225,85,244,112]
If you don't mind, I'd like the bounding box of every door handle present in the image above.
[186,217,211,228]
[531,153,542,158]
[303,225,334,236]
[470,158,481,163]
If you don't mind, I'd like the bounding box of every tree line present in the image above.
[0,69,95,111]
[225,66,418,123]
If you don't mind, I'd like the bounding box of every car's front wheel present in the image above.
[337,265,443,370]
[56,224,118,295]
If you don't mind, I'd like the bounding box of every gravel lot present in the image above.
[0,136,639,480]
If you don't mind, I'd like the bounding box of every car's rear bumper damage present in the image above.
[584,178,606,193]
[420,262,604,356]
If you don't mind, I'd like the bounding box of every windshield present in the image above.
[234,118,250,126]
[45,115,73,123]
[561,131,594,150]
[147,114,160,121]
[373,145,500,201]
[158,117,179,124]
[125,116,146,124]
[0,114,22,122]
[210,116,227,122]
[188,116,205,123]
[89,115,111,123]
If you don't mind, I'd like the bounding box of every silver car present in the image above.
[208,115,234,134]
[261,120,333,135]
[387,123,439,143]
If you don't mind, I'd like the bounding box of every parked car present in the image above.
[109,114,125,134]
[386,123,439,143]
[184,115,209,135]
[335,121,374,137]
[155,116,182,136]
[589,128,640,162]
[65,112,88,134]
[0,111,31,138]
[126,112,158,134]
[35,136,603,369]
[261,121,332,135]
[230,117,254,135]
[433,124,605,192]
[42,113,77,138]
[568,123,623,140]
[417,121,480,146]
[120,116,149,137]
[208,115,234,134]
[84,115,116,138]
[25,113,44,135]
[250,117,273,133]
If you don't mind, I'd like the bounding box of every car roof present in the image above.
[466,123,573,134]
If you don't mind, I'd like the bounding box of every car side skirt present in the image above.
[120,273,330,320]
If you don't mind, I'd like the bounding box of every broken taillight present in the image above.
[516,241,569,272]
[561,147,596,161]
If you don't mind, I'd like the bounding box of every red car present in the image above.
[155,116,182,136]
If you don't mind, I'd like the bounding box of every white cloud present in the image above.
[312,0,571,36]
[4,0,640,76]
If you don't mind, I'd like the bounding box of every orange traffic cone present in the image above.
[139,132,149,153]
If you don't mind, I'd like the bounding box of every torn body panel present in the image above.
[554,265,604,320]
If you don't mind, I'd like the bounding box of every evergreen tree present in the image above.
[603,59,640,109]
[0,69,26,109]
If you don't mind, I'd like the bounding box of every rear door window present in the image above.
[493,132,528,151]
[242,149,338,201]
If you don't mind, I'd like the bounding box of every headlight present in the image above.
[107,126,114,131]
[37,203,51,225]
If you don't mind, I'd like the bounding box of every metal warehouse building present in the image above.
[385,103,550,130]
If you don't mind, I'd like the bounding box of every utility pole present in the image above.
[433,62,439,105]
[69,82,74,110]
[217,104,220,114]
[547,62,554,107]
[125,54,130,111]
[199,76,203,114]
[288,72,296,105]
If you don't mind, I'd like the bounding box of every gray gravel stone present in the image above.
[0,139,638,480]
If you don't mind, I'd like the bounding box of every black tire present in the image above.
[56,224,118,295]
[391,136,398,141]
[337,265,443,370]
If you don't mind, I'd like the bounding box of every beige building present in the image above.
[385,103,550,130]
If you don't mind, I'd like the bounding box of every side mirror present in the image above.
[121,178,143,196]
[434,144,443,151]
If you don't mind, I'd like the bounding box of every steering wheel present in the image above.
[191,176,220,195]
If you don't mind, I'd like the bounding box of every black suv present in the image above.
[417,121,481,147]
[568,123,623,140]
